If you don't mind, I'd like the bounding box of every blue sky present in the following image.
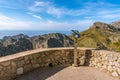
[0,0,120,31]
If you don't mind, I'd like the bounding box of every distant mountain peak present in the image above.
[110,20,120,31]
[90,21,119,31]
[3,33,30,41]
[90,22,109,29]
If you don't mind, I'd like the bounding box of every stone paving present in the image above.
[15,66,119,80]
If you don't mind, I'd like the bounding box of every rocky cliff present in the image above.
[31,33,73,48]
[110,21,120,31]
[0,33,73,56]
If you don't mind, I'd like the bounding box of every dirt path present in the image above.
[15,66,119,80]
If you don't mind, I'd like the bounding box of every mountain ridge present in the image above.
[0,33,73,56]
[78,21,120,51]
[1,20,120,56]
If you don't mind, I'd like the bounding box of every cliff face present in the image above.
[31,33,73,48]
[110,21,120,31]
[0,33,73,56]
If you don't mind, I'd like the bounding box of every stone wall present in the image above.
[1,47,120,80]
[89,50,120,77]
[0,47,76,80]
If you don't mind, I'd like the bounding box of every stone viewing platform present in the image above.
[15,66,119,80]
[0,47,120,80]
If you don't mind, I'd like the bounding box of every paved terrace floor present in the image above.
[15,65,119,80]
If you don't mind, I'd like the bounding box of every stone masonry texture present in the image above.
[0,47,120,80]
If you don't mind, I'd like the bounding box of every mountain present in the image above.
[0,33,73,56]
[1,20,120,56]
[3,33,29,41]
[78,21,120,52]
[110,21,120,30]
[31,33,73,48]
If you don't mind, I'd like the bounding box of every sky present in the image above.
[0,0,120,31]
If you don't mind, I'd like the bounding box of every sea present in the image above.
[0,31,71,39]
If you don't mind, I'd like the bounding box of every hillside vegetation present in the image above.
[77,21,120,52]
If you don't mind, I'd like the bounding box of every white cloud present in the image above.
[32,15,42,20]
[0,14,93,31]
[34,1,45,7]
[0,14,14,21]
[0,21,33,30]
[32,14,42,20]
[27,12,42,20]
[84,9,120,21]
[29,1,64,17]
[28,1,120,20]
[0,14,33,30]
[28,20,94,31]
[1,1,120,31]
[28,1,90,17]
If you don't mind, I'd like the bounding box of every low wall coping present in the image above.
[0,47,95,63]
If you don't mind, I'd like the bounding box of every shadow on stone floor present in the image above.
[14,65,69,80]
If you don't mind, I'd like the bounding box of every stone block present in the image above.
[113,62,119,67]
[112,71,119,77]
[33,64,40,68]
[11,61,17,67]
[25,60,30,64]
[17,57,24,61]
[113,56,118,61]
[108,66,113,72]
[24,56,30,64]
[24,64,33,73]
[109,62,114,66]
[17,60,25,67]
[31,59,38,65]
[17,67,23,75]
[117,68,120,75]
[97,63,102,68]
[102,65,107,69]
[33,54,40,59]
[24,56,29,61]
[1,61,11,67]
[0,65,3,71]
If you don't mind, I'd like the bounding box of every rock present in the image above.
[102,65,107,69]
[33,64,40,68]
[97,63,102,68]
[113,56,118,61]
[17,67,23,75]
[24,64,33,73]
[109,62,114,66]
[0,33,74,56]
[110,21,120,31]
[112,71,119,77]
[108,66,113,72]
[17,60,25,68]
[117,68,120,75]
[0,66,3,71]
[1,61,11,67]
[113,62,119,67]
[32,33,74,48]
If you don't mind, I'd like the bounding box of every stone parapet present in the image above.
[0,47,76,80]
[1,47,120,80]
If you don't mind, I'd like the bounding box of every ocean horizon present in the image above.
[0,30,71,39]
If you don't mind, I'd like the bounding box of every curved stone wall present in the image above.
[0,47,120,80]
[0,47,88,80]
